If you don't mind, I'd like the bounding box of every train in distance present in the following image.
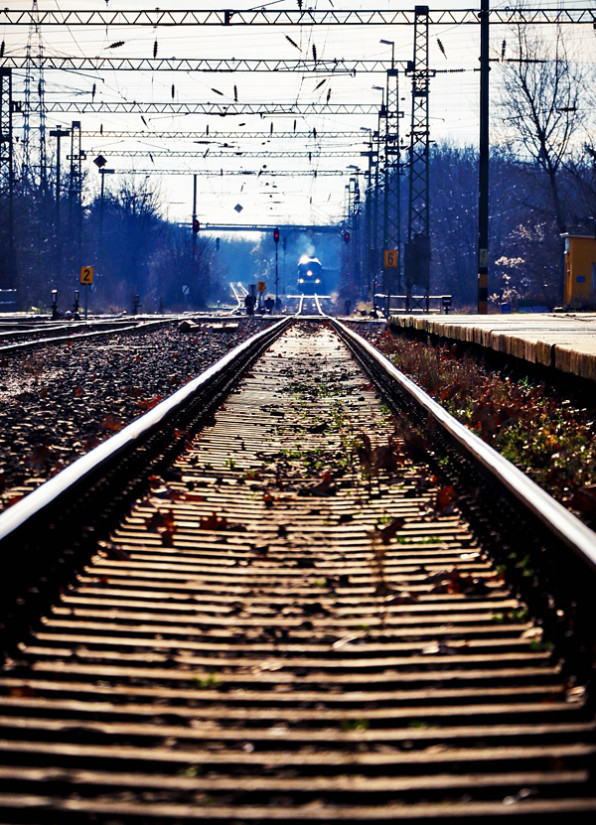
[297,255,325,294]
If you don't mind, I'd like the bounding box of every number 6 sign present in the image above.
[384,250,398,269]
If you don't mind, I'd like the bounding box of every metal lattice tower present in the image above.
[22,2,48,191]
[385,67,401,254]
[22,33,32,181]
[383,65,402,305]
[405,5,433,303]
[0,68,16,290]
[37,27,48,192]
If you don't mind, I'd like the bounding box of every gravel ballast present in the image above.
[0,319,271,511]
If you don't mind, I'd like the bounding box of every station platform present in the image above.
[388,313,596,382]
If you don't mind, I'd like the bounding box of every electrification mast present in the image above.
[382,47,402,315]
[0,68,17,295]
[22,1,49,190]
[405,5,434,311]
[69,120,83,265]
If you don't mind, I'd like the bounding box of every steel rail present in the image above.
[0,317,288,543]
[332,318,596,684]
[2,315,595,819]
[9,312,591,568]
[0,317,290,647]
[0,318,175,355]
[2,8,595,26]
[334,320,596,571]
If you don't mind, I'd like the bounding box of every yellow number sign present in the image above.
[80,266,94,285]
[384,250,398,269]
[257,281,267,293]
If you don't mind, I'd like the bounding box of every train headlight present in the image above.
[298,278,304,283]
[306,270,313,276]
[315,278,320,284]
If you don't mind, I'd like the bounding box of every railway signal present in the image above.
[273,228,280,307]
[192,218,200,234]
[343,230,350,243]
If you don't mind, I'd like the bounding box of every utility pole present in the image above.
[478,0,490,314]
[49,125,70,287]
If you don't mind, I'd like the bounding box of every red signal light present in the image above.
[343,230,350,243]
[192,218,200,234]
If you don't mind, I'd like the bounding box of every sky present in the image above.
[2,1,595,229]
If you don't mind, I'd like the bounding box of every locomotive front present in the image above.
[297,255,323,294]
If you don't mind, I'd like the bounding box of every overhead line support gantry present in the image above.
[23,101,382,116]
[2,56,402,74]
[79,131,371,140]
[1,8,594,25]
[94,150,370,159]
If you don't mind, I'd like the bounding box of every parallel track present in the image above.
[0,316,240,355]
[0,316,594,822]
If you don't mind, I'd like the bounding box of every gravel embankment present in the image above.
[0,319,271,510]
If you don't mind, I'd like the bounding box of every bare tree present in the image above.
[499,24,585,235]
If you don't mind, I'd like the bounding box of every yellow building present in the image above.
[562,234,596,306]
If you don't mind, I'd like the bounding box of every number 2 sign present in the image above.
[80,266,94,285]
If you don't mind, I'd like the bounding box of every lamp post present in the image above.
[372,84,385,114]
[380,38,395,71]
[49,126,70,286]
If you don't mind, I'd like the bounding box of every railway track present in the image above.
[0,316,230,354]
[0,313,594,822]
